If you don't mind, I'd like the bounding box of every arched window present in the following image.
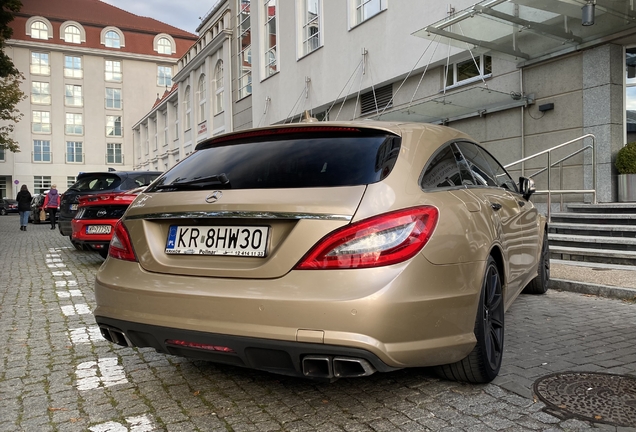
[214,61,224,114]
[198,74,206,122]
[105,31,121,48]
[158,37,172,55]
[31,21,48,39]
[184,86,191,130]
[64,25,80,43]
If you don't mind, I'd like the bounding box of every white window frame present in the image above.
[184,86,192,130]
[105,60,122,82]
[158,66,173,87]
[66,141,83,163]
[31,82,51,105]
[214,61,224,114]
[350,0,386,27]
[238,0,252,99]
[64,55,83,79]
[298,0,322,57]
[263,0,278,78]
[105,88,122,109]
[65,84,83,107]
[444,54,493,90]
[34,175,52,193]
[198,74,206,123]
[107,143,123,164]
[32,111,51,134]
[30,52,50,76]
[64,25,81,43]
[106,115,122,137]
[65,113,83,135]
[33,140,51,163]
[30,20,49,40]
[102,27,125,48]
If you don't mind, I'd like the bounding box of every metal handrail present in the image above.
[504,134,596,222]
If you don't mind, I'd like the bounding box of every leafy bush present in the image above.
[616,142,636,175]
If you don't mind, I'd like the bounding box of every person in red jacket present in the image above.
[43,185,60,230]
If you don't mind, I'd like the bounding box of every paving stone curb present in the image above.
[550,278,636,301]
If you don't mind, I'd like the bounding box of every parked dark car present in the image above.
[29,191,59,223]
[0,198,18,215]
[59,171,162,247]
[71,188,144,258]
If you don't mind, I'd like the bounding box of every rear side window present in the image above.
[420,143,475,189]
[149,130,401,191]
[71,175,122,192]
[455,142,518,192]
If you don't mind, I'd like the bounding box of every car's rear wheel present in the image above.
[435,256,504,383]
[523,232,550,294]
[71,239,84,251]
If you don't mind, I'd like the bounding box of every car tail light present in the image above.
[109,220,137,262]
[295,206,439,270]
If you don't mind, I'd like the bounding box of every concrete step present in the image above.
[549,222,636,237]
[548,233,636,251]
[550,245,636,266]
[550,212,636,225]
[566,203,636,214]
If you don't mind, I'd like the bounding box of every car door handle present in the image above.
[490,202,502,211]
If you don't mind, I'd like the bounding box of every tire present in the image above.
[435,256,504,383]
[71,240,84,251]
[523,232,550,295]
[0,208,6,215]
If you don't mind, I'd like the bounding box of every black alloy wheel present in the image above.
[0,208,6,215]
[434,256,504,383]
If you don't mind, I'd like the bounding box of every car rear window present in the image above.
[148,129,401,191]
[71,174,122,192]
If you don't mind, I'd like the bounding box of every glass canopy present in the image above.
[413,0,636,65]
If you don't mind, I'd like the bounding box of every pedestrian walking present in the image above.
[43,184,60,230]
[15,184,32,231]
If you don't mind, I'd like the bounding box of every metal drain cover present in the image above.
[533,372,636,427]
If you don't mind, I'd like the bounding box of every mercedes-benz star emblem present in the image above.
[205,191,223,203]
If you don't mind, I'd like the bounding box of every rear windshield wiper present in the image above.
[154,173,230,190]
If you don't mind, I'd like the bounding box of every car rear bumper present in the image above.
[95,316,399,378]
[71,218,115,250]
[94,257,485,371]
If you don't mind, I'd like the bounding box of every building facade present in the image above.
[135,0,636,206]
[0,0,197,198]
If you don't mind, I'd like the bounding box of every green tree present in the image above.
[0,0,24,153]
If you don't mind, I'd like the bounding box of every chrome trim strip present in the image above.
[125,211,352,221]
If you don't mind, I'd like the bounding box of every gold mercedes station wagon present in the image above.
[94,120,549,383]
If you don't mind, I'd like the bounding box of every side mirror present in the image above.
[519,177,536,200]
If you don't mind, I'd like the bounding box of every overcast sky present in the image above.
[100,0,221,34]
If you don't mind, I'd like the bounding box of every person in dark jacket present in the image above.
[16,184,32,231]
[43,185,60,229]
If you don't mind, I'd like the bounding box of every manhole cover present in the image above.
[533,372,636,427]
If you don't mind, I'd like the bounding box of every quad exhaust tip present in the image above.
[99,325,133,347]
[302,355,376,378]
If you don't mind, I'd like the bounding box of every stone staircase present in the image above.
[548,203,636,266]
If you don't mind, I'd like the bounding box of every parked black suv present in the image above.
[59,171,162,244]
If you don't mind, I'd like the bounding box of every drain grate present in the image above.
[533,372,636,427]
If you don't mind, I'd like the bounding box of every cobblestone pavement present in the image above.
[1,214,635,432]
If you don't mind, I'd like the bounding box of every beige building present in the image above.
[0,0,197,198]
[132,0,253,170]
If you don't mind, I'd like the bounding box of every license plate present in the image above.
[70,204,78,211]
[166,225,269,257]
[86,225,112,235]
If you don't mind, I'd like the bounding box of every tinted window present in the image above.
[421,144,475,189]
[149,131,401,191]
[455,142,518,192]
[71,174,122,192]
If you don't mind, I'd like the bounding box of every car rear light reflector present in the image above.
[166,339,235,353]
[108,220,137,262]
[295,206,439,270]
